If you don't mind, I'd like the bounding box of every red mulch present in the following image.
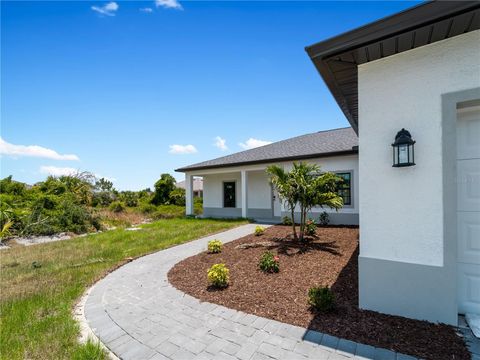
[168,226,469,360]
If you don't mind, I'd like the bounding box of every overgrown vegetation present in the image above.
[0,173,202,240]
[0,217,247,359]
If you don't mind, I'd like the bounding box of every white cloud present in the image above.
[91,2,119,16]
[155,0,182,10]
[169,144,197,154]
[139,7,153,13]
[239,138,272,150]
[214,136,228,151]
[0,137,79,161]
[40,166,78,177]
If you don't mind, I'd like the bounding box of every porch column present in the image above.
[185,174,194,216]
[241,170,248,218]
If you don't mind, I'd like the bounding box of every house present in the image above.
[177,1,480,326]
[176,178,203,198]
[176,127,359,224]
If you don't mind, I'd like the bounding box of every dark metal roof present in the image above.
[306,1,480,133]
[176,127,358,172]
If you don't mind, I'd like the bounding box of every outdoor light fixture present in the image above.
[392,128,415,167]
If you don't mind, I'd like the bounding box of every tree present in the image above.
[267,162,344,241]
[152,174,176,205]
[266,165,299,239]
[169,188,186,206]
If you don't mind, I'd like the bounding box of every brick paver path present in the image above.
[84,223,419,360]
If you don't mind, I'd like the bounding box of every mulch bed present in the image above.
[168,225,469,360]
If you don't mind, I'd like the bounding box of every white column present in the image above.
[241,170,248,218]
[185,174,194,216]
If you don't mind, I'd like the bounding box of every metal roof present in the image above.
[176,127,358,172]
[306,1,480,133]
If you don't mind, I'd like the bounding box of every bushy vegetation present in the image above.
[319,211,330,226]
[207,239,223,253]
[0,172,202,239]
[254,225,265,236]
[305,218,317,236]
[308,285,335,311]
[258,251,280,273]
[207,263,230,288]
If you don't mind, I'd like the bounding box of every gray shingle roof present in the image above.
[176,127,358,172]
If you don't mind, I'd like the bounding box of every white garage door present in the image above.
[457,104,480,315]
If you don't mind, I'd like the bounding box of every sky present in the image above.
[1,0,419,190]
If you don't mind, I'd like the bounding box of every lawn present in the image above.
[0,217,247,360]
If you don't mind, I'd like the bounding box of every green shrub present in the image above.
[151,205,184,219]
[254,226,265,236]
[207,263,229,288]
[305,218,316,236]
[319,211,330,226]
[119,191,138,207]
[258,251,279,273]
[139,203,157,214]
[282,216,293,226]
[308,286,335,311]
[109,201,125,213]
[169,188,186,206]
[207,239,222,253]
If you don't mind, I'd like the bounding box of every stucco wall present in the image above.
[247,170,272,209]
[203,172,241,208]
[358,30,480,267]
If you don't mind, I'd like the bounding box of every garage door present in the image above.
[457,104,480,315]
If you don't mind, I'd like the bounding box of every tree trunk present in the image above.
[299,205,305,241]
[290,206,298,240]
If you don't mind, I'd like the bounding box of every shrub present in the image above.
[151,205,184,219]
[207,263,229,288]
[109,201,125,213]
[169,188,186,206]
[258,251,280,273]
[282,216,293,226]
[319,211,330,226]
[254,226,265,236]
[305,218,316,236]
[139,203,157,214]
[308,286,335,311]
[207,239,222,253]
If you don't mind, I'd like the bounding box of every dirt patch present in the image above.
[168,225,469,360]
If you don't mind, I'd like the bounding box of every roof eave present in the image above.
[175,149,358,173]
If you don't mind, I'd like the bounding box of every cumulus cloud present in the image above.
[0,137,79,161]
[139,7,153,13]
[40,166,78,177]
[91,2,119,16]
[169,144,197,154]
[214,136,228,151]
[239,138,272,150]
[155,0,182,10]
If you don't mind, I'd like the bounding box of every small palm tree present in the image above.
[267,165,299,239]
[268,162,343,241]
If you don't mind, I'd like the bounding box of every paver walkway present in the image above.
[84,223,419,360]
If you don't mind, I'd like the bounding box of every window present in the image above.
[223,182,236,208]
[336,172,352,206]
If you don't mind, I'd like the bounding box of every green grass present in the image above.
[0,218,247,359]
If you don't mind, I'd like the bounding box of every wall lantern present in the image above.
[392,128,415,167]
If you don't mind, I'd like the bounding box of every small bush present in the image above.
[139,203,157,214]
[305,218,316,236]
[319,211,330,226]
[254,226,265,236]
[207,239,222,253]
[207,263,229,288]
[308,286,335,311]
[258,251,279,273]
[109,201,125,213]
[282,216,293,226]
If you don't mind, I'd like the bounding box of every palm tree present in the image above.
[266,165,299,239]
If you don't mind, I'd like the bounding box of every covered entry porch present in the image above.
[184,166,282,221]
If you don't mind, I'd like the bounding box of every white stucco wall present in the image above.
[247,170,272,209]
[358,30,480,266]
[203,172,241,208]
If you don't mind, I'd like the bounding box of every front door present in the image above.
[223,182,236,208]
[457,104,480,315]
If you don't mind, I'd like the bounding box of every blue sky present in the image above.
[1,1,419,190]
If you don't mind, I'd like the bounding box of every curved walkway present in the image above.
[84,224,418,360]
